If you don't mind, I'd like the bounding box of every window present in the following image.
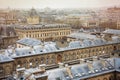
[23,60,28,68]
[103,78,108,80]
[41,57,45,64]
[0,67,3,75]
[114,46,117,50]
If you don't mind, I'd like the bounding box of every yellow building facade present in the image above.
[15,24,71,41]
[27,16,40,25]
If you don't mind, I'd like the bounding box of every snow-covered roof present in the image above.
[107,58,120,72]
[104,29,120,35]
[16,38,42,47]
[112,36,120,43]
[15,47,32,56]
[5,36,120,58]
[13,57,120,80]
[68,41,82,48]
[15,24,70,30]
[0,54,14,63]
[46,58,118,80]
[47,68,67,80]
[68,32,98,40]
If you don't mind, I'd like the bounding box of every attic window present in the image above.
[40,50,42,52]
[82,73,85,75]
[95,69,99,72]
[61,41,64,44]
[29,52,31,54]
[88,71,92,74]
[119,67,120,69]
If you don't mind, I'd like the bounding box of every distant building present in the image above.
[27,16,40,25]
[65,14,95,28]
[0,36,18,49]
[27,8,40,25]
[99,20,117,29]
[81,20,99,28]
[0,11,18,25]
[15,24,71,41]
[117,20,120,29]
[106,7,120,22]
[16,38,42,48]
[103,29,120,37]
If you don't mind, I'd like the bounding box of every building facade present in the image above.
[0,36,18,49]
[0,42,120,79]
[15,24,71,41]
[0,11,18,25]
[27,16,40,25]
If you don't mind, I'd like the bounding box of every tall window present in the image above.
[0,67,3,75]
[41,57,45,64]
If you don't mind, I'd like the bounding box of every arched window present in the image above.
[109,76,114,80]
[5,66,11,75]
[17,60,22,68]
[46,56,50,64]
[77,53,79,59]
[35,58,39,67]
[64,54,67,61]
[0,67,3,75]
[114,46,117,50]
[29,59,34,68]
[51,55,55,64]
[23,60,28,68]
[41,57,45,64]
[103,78,108,80]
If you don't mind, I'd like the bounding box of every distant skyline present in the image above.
[0,0,120,9]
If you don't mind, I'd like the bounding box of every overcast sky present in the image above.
[0,0,120,9]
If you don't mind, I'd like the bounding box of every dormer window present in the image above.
[107,66,111,69]
[119,67,120,69]
[101,68,105,70]
[29,52,31,54]
[82,73,85,75]
[95,69,99,72]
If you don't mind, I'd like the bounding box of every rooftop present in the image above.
[16,38,42,47]
[68,32,98,40]
[104,29,120,35]
[15,24,70,30]
[5,34,120,58]
[0,54,14,63]
[17,58,120,80]
[47,58,120,80]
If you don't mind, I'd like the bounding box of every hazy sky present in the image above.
[0,0,120,9]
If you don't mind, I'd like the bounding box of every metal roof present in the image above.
[0,54,14,63]
[104,29,120,35]
[16,38,42,47]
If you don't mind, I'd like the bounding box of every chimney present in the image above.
[65,65,73,79]
[99,58,106,67]
[86,60,94,73]
[39,64,46,72]
[58,62,64,68]
[80,59,86,64]
[12,47,16,54]
[93,56,99,61]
